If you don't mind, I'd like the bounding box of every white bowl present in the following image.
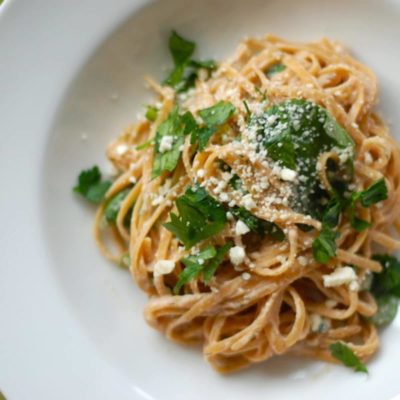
[1,0,400,398]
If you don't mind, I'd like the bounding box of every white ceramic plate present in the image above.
[1,0,400,398]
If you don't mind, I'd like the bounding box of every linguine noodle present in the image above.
[92,35,400,373]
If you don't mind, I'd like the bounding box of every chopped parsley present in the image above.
[104,188,131,223]
[73,166,111,203]
[164,31,217,93]
[330,342,368,373]
[370,294,399,326]
[230,206,284,241]
[192,101,236,150]
[164,186,227,249]
[174,242,232,293]
[266,63,286,77]
[358,178,388,207]
[152,107,194,178]
[312,226,338,264]
[145,105,158,122]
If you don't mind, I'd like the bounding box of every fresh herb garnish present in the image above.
[191,101,236,150]
[312,226,338,264]
[330,342,368,373]
[145,105,158,122]
[73,166,111,203]
[358,178,388,207]
[104,188,131,223]
[164,186,227,249]
[164,31,217,93]
[136,139,154,151]
[243,100,251,122]
[370,294,399,326]
[251,99,355,219]
[152,107,194,178]
[174,242,232,293]
[230,207,284,241]
[266,63,286,77]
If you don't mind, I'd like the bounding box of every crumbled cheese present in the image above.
[153,260,175,277]
[129,176,137,184]
[159,135,174,153]
[229,246,246,266]
[241,272,251,281]
[242,194,256,210]
[152,195,164,206]
[323,267,358,288]
[115,144,128,155]
[197,169,205,178]
[280,167,297,182]
[298,256,308,266]
[349,281,360,291]
[226,211,234,221]
[219,193,229,202]
[310,313,331,333]
[364,152,373,165]
[235,220,250,236]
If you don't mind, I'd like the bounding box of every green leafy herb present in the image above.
[330,342,368,373]
[145,105,158,122]
[243,100,251,122]
[230,207,284,241]
[164,186,227,249]
[350,216,371,232]
[136,139,154,150]
[152,107,196,178]
[174,243,231,293]
[251,99,355,219]
[73,166,111,203]
[359,178,388,207]
[104,188,131,223]
[164,31,217,93]
[322,199,342,228]
[370,294,399,326]
[191,101,236,150]
[266,63,286,77]
[255,86,267,101]
[371,255,400,298]
[312,226,338,264]
[119,253,131,270]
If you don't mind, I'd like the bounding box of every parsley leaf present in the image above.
[199,101,236,127]
[266,63,286,77]
[371,255,400,298]
[164,31,217,93]
[359,178,388,207]
[174,242,232,293]
[136,139,154,150]
[330,342,368,373]
[164,186,227,249]
[152,107,195,178]
[230,207,284,241]
[104,188,131,224]
[189,101,236,150]
[145,105,158,122]
[73,166,111,204]
[312,226,338,264]
[322,199,342,228]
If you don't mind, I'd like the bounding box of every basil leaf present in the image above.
[73,166,111,204]
[251,99,354,220]
[370,294,399,326]
[190,59,217,70]
[266,63,286,77]
[330,342,368,373]
[359,178,388,207]
[312,226,338,263]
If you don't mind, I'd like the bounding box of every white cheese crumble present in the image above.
[322,267,358,289]
[235,220,250,236]
[280,167,297,182]
[309,313,331,333]
[229,246,246,266]
[153,260,175,277]
[242,194,256,210]
[159,135,174,153]
[241,272,251,281]
[298,256,308,266]
[364,152,373,165]
[129,176,137,184]
[115,144,128,155]
[197,169,205,178]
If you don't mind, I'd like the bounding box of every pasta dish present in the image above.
[74,33,400,374]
